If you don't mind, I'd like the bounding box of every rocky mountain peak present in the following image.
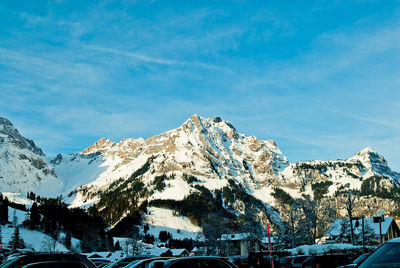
[82,137,114,155]
[349,146,388,167]
[0,116,13,129]
[181,114,238,140]
[0,116,43,156]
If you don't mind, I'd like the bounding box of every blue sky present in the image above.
[1,0,399,170]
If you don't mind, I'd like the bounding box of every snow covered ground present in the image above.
[1,207,79,252]
[2,226,69,252]
[2,193,33,207]
[144,207,204,241]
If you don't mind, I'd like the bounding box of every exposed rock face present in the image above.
[1,115,400,229]
[0,116,59,194]
[48,115,400,224]
[0,117,44,156]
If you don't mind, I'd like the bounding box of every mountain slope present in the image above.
[0,117,60,195]
[1,115,400,238]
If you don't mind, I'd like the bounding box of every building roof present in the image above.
[191,246,207,252]
[261,237,276,244]
[141,247,172,256]
[82,251,124,261]
[170,249,189,256]
[325,216,396,237]
[83,252,112,258]
[220,233,253,241]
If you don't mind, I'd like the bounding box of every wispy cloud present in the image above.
[1,1,400,170]
[85,45,182,65]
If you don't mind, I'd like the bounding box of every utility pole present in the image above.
[373,214,385,245]
[362,215,365,254]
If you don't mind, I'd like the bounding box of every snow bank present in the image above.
[287,243,373,255]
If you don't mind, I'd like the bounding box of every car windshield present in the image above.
[353,254,369,264]
[358,243,400,268]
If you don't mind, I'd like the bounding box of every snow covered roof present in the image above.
[170,249,189,256]
[261,237,276,244]
[141,247,172,256]
[83,252,113,259]
[220,233,253,241]
[325,217,396,237]
[191,246,207,252]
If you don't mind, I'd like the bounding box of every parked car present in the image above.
[125,257,173,268]
[338,253,369,268]
[21,261,89,268]
[148,256,237,268]
[105,255,156,268]
[280,255,310,268]
[0,253,96,268]
[248,251,290,268]
[98,263,111,268]
[357,237,400,267]
[302,254,353,268]
[227,255,248,268]
[90,258,112,267]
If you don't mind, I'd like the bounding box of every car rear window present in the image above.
[293,256,309,263]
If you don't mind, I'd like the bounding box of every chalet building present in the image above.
[220,233,262,256]
[191,246,207,256]
[324,216,400,244]
[171,248,190,257]
[141,247,173,257]
[82,251,124,262]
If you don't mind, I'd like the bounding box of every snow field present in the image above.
[144,207,204,241]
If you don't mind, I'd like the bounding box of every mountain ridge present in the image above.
[1,115,400,236]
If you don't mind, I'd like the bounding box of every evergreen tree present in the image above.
[115,241,121,251]
[143,223,149,234]
[360,221,379,246]
[9,213,25,252]
[337,218,352,243]
[64,232,72,250]
[144,234,155,244]
[158,231,172,242]
[29,202,40,230]
[0,224,2,251]
[0,197,8,224]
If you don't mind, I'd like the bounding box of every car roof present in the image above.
[387,238,400,243]
[164,256,229,263]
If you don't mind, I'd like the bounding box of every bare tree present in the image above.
[299,198,336,244]
[41,235,58,253]
[277,202,302,248]
[202,213,230,255]
[338,191,359,245]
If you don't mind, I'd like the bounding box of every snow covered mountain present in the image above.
[279,146,400,200]
[0,117,60,195]
[57,115,288,207]
[1,115,400,235]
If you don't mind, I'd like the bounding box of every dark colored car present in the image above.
[357,237,400,267]
[248,251,290,268]
[125,257,173,268]
[105,255,157,268]
[302,254,352,268]
[149,256,237,268]
[227,256,248,268]
[90,258,112,267]
[338,253,369,268]
[280,255,310,268]
[0,253,96,268]
[21,261,89,268]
